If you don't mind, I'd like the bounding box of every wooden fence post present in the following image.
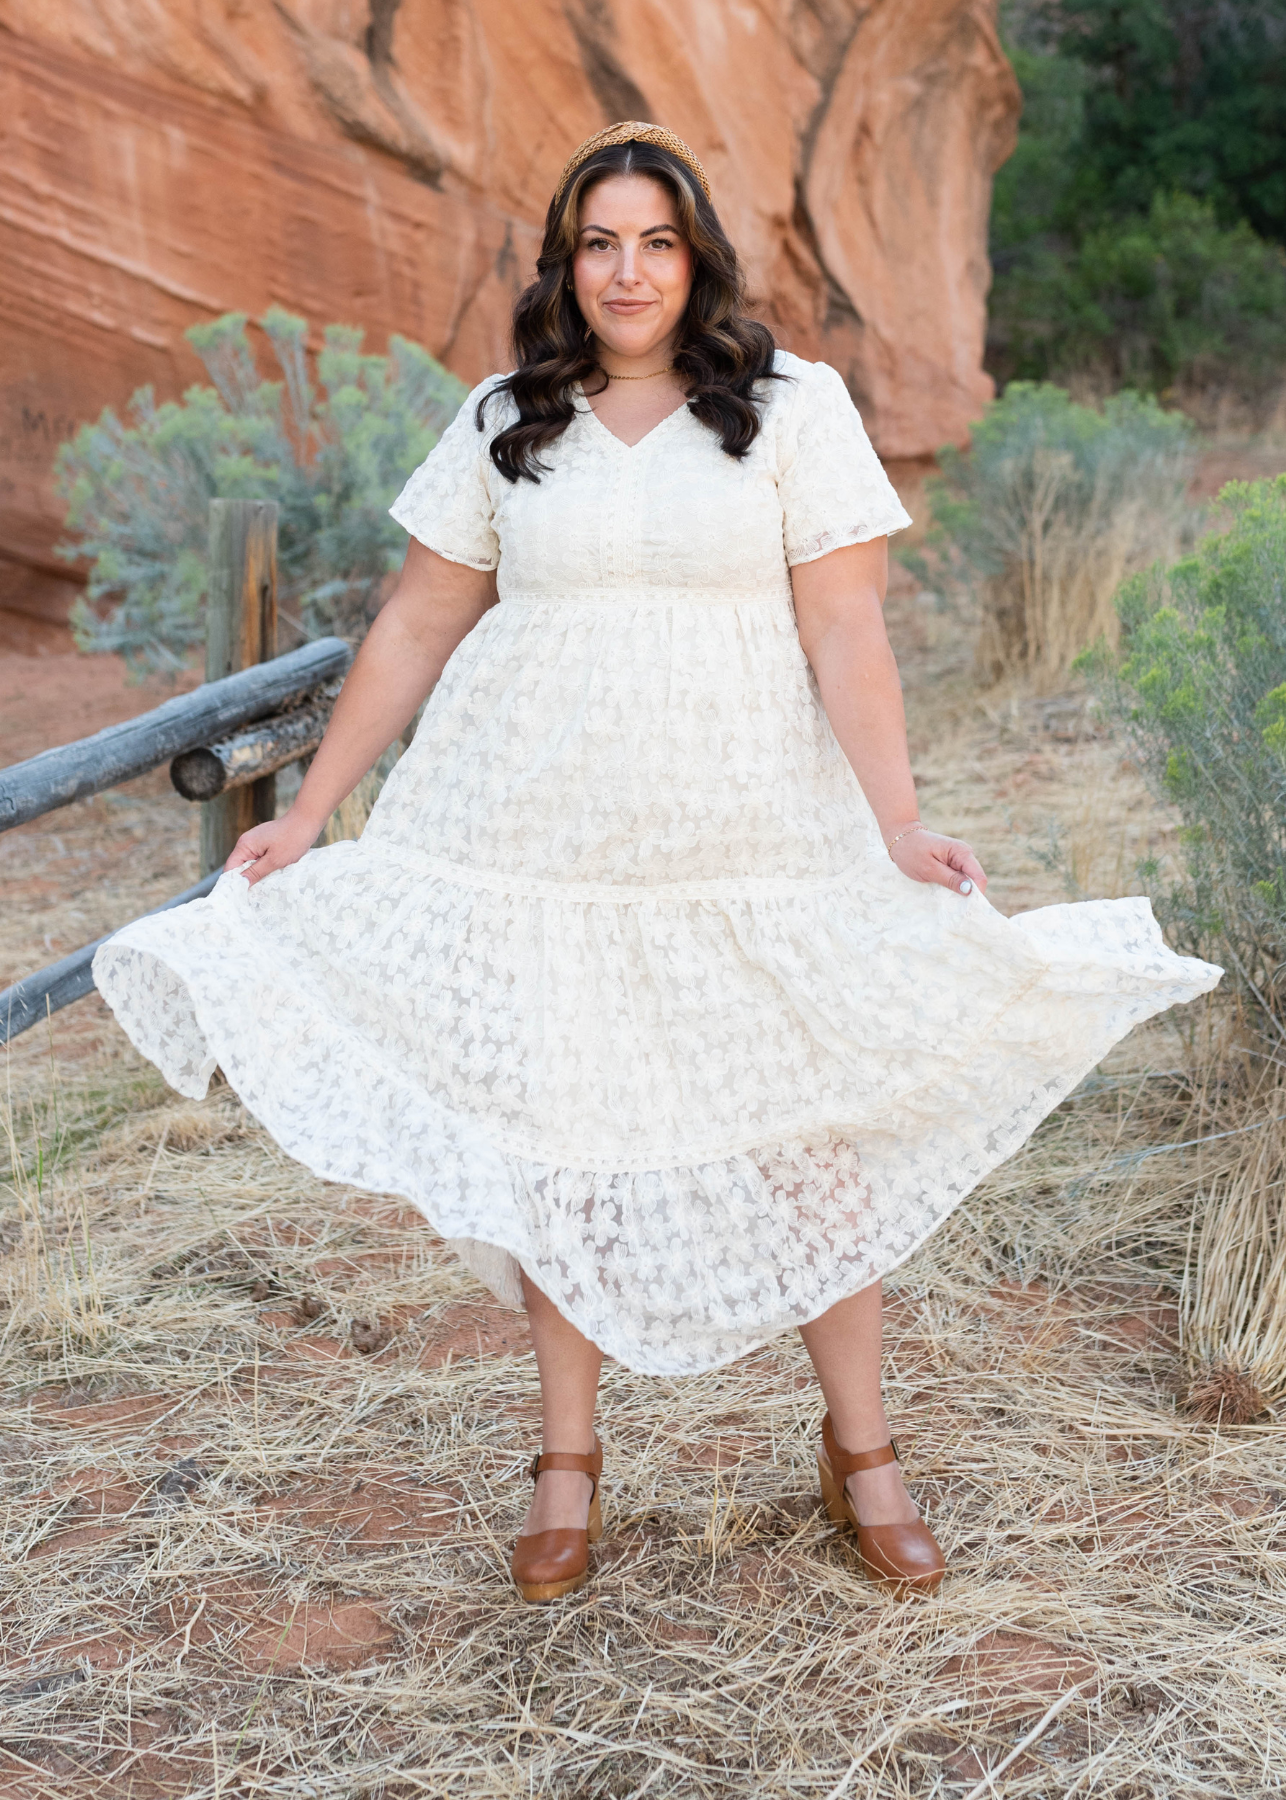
[201,500,279,875]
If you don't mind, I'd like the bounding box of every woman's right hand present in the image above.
[887,826,987,897]
[223,809,324,887]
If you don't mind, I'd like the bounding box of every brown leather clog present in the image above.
[816,1412,945,1595]
[511,1437,603,1603]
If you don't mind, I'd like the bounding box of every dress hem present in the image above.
[382,1006,1196,1374]
[93,914,1216,1375]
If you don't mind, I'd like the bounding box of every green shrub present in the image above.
[928,382,1196,682]
[1084,474,1286,1024]
[57,309,466,675]
[990,193,1286,395]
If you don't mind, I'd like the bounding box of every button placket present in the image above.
[623,441,648,586]
[601,447,627,587]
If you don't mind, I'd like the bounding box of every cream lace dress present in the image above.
[93,352,1221,1374]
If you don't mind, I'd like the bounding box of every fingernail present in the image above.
[959,878,973,895]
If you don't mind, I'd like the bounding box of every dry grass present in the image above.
[886,570,1188,922]
[973,449,1193,689]
[2,563,1284,1798]
[2,1026,1284,1799]
[0,774,199,991]
[1180,1068,1286,1423]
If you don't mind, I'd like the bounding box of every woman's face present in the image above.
[572,174,694,362]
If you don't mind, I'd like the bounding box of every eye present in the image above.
[583,235,614,251]
[648,236,677,250]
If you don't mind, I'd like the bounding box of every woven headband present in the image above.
[553,121,711,204]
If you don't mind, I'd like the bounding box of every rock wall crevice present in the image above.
[272,0,448,185]
[565,0,652,128]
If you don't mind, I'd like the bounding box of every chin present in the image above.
[597,326,665,355]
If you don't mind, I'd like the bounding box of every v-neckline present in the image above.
[576,385,690,453]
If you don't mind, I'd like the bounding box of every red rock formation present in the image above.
[0,0,1018,623]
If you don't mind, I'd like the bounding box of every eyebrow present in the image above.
[579,222,679,237]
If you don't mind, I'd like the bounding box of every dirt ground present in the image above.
[2,450,1284,1797]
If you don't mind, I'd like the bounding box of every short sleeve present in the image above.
[388,377,507,570]
[777,361,912,566]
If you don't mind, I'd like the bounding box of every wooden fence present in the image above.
[0,500,352,1044]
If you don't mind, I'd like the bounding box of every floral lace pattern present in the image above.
[366,599,881,887]
[93,353,1221,1374]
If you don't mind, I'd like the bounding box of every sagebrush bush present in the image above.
[57,310,465,674]
[928,382,1197,683]
[1084,474,1286,1029]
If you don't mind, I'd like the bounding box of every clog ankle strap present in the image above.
[822,1412,899,1474]
[528,1436,602,1498]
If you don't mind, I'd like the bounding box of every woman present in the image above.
[95,122,1220,1605]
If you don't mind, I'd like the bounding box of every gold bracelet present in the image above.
[886,822,926,854]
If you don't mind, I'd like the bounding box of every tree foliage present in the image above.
[1048,0,1286,243]
[991,192,1286,393]
[990,2,1286,396]
[57,310,465,674]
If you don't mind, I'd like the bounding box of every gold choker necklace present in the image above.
[602,365,674,382]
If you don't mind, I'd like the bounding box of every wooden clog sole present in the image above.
[514,1488,604,1604]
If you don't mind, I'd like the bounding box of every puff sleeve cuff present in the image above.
[389,378,507,571]
[778,361,912,567]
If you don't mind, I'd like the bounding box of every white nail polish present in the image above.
[959,878,973,895]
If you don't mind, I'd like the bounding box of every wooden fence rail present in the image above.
[1,500,354,1046]
[0,638,351,834]
[0,873,222,1044]
[169,681,341,801]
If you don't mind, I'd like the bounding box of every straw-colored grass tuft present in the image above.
[1184,1359,1266,1425]
[974,451,1191,687]
[924,385,1197,690]
[1179,1067,1286,1417]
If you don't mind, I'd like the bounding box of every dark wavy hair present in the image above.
[480,139,780,482]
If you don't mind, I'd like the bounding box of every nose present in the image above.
[617,242,641,286]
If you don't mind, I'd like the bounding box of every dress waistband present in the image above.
[498,586,794,608]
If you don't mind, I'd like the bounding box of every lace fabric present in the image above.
[387,352,913,588]
[92,352,1222,1374]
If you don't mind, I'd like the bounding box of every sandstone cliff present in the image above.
[0,0,1018,622]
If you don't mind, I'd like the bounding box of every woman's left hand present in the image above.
[888,828,987,897]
